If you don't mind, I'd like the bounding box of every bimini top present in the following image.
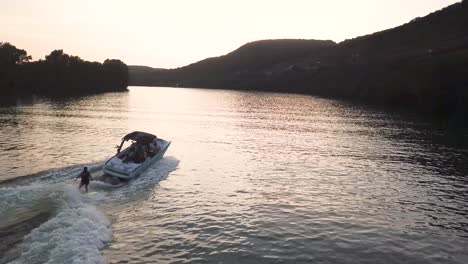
[122,131,157,144]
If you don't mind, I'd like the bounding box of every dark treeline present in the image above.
[0,43,128,96]
[130,0,468,119]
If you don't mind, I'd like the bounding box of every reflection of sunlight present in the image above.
[126,87,242,140]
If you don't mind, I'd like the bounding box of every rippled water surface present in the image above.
[1,87,468,264]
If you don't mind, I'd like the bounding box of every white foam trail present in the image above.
[2,157,179,263]
[0,183,60,228]
[88,156,179,203]
[9,186,112,264]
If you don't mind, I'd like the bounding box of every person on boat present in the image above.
[152,141,160,153]
[74,167,93,193]
[133,143,146,163]
[123,144,136,162]
[148,141,159,157]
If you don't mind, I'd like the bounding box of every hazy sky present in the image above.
[1,0,460,68]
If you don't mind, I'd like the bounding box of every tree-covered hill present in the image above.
[0,43,128,96]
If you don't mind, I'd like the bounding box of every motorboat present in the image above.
[102,131,171,180]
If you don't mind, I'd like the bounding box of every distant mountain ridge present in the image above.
[129,39,336,86]
[130,0,468,117]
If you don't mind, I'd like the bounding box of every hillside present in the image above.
[130,0,468,117]
[128,65,167,86]
[129,39,336,87]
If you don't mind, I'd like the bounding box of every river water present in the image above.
[0,86,467,264]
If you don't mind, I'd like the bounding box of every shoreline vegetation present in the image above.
[0,44,128,97]
[129,1,468,119]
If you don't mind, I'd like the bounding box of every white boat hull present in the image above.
[103,139,171,180]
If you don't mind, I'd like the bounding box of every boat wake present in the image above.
[6,185,111,264]
[0,162,105,188]
[0,157,179,264]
